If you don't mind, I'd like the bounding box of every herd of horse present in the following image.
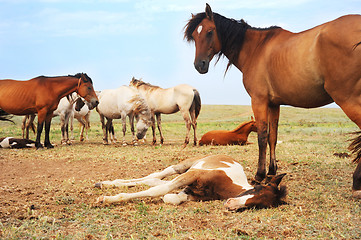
[1,4,361,210]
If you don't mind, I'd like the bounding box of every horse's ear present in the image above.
[270,173,286,186]
[191,13,195,18]
[205,3,213,20]
[251,116,254,121]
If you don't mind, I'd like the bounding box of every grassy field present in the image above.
[0,105,360,239]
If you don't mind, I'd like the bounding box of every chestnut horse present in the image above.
[0,73,99,148]
[185,4,361,198]
[199,117,257,146]
[95,154,287,210]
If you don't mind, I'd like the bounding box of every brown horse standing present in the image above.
[0,73,99,148]
[199,118,257,146]
[185,4,361,198]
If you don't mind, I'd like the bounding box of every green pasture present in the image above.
[0,105,360,239]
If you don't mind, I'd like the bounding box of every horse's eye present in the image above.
[88,87,92,90]
[206,30,213,38]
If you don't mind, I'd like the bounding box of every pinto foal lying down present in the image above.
[95,155,287,210]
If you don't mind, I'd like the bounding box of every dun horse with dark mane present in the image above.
[199,117,257,146]
[0,73,99,148]
[185,4,361,198]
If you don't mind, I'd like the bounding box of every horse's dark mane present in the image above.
[35,73,93,84]
[184,12,281,72]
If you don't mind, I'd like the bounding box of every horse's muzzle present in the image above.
[88,99,99,110]
[194,59,209,74]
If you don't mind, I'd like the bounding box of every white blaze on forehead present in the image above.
[197,25,203,34]
[224,195,254,210]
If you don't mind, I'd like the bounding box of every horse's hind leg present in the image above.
[190,109,198,146]
[180,109,192,147]
[96,168,200,205]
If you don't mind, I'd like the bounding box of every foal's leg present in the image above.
[156,113,164,144]
[266,105,280,183]
[150,114,157,145]
[21,115,28,139]
[99,113,108,144]
[96,170,199,204]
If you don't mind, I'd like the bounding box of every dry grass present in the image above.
[0,105,360,239]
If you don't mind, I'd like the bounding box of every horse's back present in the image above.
[199,130,242,145]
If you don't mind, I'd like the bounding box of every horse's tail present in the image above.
[191,89,201,119]
[0,109,14,123]
[348,131,361,163]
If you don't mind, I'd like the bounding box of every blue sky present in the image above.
[0,0,360,106]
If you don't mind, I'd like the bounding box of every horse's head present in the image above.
[184,4,221,74]
[76,73,99,110]
[132,98,152,140]
[224,173,287,211]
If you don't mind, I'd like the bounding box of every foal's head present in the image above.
[224,173,287,211]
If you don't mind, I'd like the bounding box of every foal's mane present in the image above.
[230,119,254,133]
[184,12,280,72]
[129,95,149,115]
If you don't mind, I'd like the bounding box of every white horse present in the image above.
[129,78,201,147]
[22,93,91,144]
[96,86,152,145]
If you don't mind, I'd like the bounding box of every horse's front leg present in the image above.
[151,114,157,145]
[266,105,280,183]
[44,114,54,149]
[252,102,269,184]
[129,114,136,145]
[180,110,191,147]
[156,113,164,144]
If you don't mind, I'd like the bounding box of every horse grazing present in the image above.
[130,78,201,147]
[199,117,257,146]
[0,73,99,148]
[96,86,152,145]
[185,4,361,198]
[95,155,287,210]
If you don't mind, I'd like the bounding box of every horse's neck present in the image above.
[229,28,285,72]
[48,77,78,99]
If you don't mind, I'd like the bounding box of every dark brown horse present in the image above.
[0,73,99,148]
[185,4,361,198]
[199,117,257,146]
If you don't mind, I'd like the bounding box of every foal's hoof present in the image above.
[94,182,103,189]
[265,175,276,184]
[352,190,361,199]
[45,143,54,149]
[96,196,105,204]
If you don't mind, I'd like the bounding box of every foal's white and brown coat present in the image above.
[95,155,287,210]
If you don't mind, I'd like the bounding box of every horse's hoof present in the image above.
[45,144,54,149]
[122,142,127,146]
[36,143,43,149]
[133,142,138,146]
[94,182,103,189]
[352,190,361,199]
